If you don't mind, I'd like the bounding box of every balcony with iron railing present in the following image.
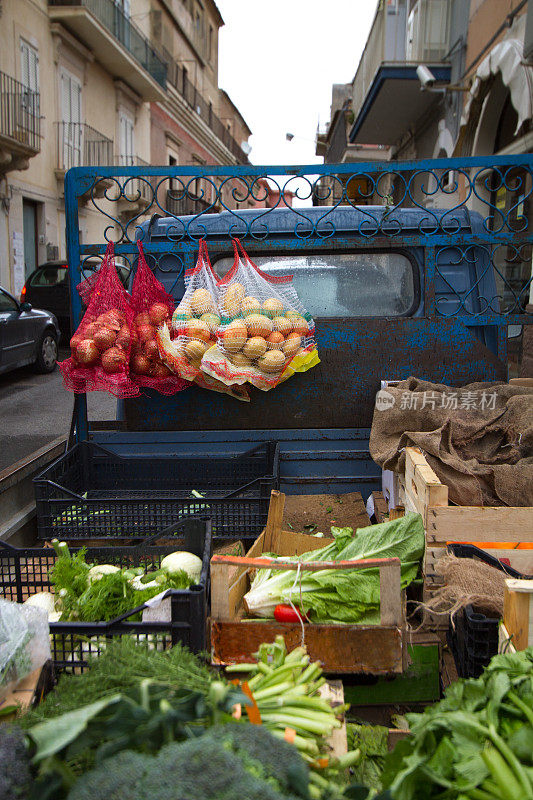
[165,57,249,164]
[352,0,451,116]
[55,121,114,199]
[0,70,40,173]
[56,121,113,172]
[48,0,167,101]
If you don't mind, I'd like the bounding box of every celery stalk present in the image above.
[252,681,295,701]
[224,663,260,674]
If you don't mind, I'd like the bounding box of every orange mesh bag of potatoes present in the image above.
[200,238,320,391]
[156,239,220,382]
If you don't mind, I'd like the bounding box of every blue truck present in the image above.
[1,156,532,544]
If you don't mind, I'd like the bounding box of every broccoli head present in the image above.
[200,723,309,798]
[0,724,32,800]
[66,750,152,800]
[67,735,305,800]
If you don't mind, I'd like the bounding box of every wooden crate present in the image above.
[210,491,407,675]
[399,447,533,631]
[504,579,533,650]
[0,660,53,719]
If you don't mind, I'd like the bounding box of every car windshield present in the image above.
[30,267,68,287]
[214,252,416,317]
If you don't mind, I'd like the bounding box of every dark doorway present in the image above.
[22,199,39,280]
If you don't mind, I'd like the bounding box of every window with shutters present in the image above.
[60,69,82,169]
[20,40,39,92]
[119,112,135,165]
[20,39,40,117]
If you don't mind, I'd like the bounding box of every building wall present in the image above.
[465,0,527,80]
[0,0,249,295]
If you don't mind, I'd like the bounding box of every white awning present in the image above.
[461,14,533,134]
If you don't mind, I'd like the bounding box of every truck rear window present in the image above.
[214,252,416,318]
[30,267,68,287]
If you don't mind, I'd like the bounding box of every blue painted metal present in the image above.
[91,428,380,495]
[63,156,533,498]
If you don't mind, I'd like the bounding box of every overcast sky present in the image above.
[215,0,379,167]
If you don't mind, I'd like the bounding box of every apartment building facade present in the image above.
[317,0,533,375]
[0,0,251,296]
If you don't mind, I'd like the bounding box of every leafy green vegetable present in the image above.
[64,729,307,800]
[244,514,425,623]
[20,639,214,728]
[346,723,389,793]
[381,647,533,800]
[49,542,193,622]
[27,680,247,798]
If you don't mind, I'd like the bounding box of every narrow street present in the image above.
[0,349,115,472]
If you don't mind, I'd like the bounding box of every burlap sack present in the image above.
[370,377,533,506]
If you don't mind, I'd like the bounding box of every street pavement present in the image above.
[0,348,115,472]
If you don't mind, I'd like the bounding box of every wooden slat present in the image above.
[389,506,405,520]
[210,621,404,674]
[320,681,347,759]
[212,554,402,572]
[426,507,533,543]
[372,491,388,523]
[380,561,402,626]
[404,447,448,527]
[210,559,233,622]
[263,490,285,552]
[499,622,517,654]
[0,666,43,714]
[504,579,533,650]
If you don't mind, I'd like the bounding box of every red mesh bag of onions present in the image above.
[129,241,189,395]
[59,242,139,397]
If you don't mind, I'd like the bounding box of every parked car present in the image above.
[0,286,60,375]
[21,259,131,339]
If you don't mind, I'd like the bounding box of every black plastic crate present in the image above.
[447,604,500,679]
[445,542,531,679]
[34,440,279,543]
[448,542,533,579]
[0,517,211,673]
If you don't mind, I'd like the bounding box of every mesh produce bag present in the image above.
[59,242,139,397]
[156,239,220,382]
[201,238,320,391]
[193,370,250,402]
[130,241,189,396]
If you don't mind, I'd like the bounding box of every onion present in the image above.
[144,339,159,360]
[93,326,117,351]
[101,346,126,373]
[70,335,82,354]
[84,322,99,338]
[131,354,152,375]
[103,309,124,330]
[76,339,99,365]
[152,363,172,378]
[149,302,169,326]
[137,323,156,343]
[116,324,131,351]
[135,312,150,328]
